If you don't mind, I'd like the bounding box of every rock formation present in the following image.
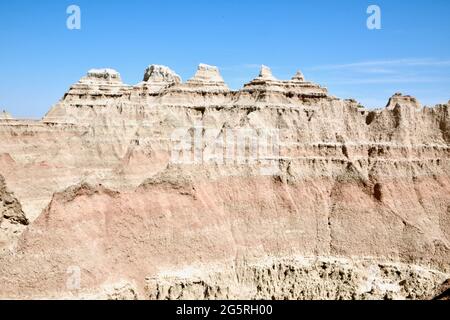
[0,63,448,300]
[0,175,28,252]
[178,63,230,93]
[138,65,182,93]
[258,64,277,80]
[386,92,422,111]
[239,65,329,104]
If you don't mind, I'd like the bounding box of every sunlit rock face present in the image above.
[137,65,182,93]
[0,63,449,300]
[143,65,181,84]
[385,92,422,111]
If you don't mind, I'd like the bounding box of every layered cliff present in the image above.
[0,64,449,299]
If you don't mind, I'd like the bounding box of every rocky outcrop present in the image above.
[187,63,227,86]
[386,93,422,111]
[43,68,130,124]
[163,63,230,102]
[0,175,28,251]
[238,64,327,98]
[431,279,450,300]
[143,65,181,84]
[138,65,182,93]
[0,63,449,299]
[145,258,448,300]
[0,175,28,226]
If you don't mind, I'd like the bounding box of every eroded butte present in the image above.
[0,64,449,300]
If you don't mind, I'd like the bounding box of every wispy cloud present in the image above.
[326,76,450,85]
[307,58,450,86]
[308,58,450,71]
[350,67,397,75]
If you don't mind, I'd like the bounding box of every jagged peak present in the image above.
[258,65,277,80]
[173,63,230,92]
[240,65,328,98]
[188,63,225,83]
[291,70,305,82]
[386,92,421,110]
[143,65,181,84]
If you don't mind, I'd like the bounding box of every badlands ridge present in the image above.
[0,64,449,299]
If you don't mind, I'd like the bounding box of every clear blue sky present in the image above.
[1,0,449,118]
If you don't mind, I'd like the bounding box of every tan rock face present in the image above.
[0,64,449,299]
[258,65,276,80]
[291,70,305,82]
[139,65,182,94]
[0,176,27,225]
[0,175,28,252]
[240,65,329,102]
[182,63,230,93]
[386,92,422,110]
[189,63,226,83]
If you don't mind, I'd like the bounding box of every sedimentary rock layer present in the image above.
[0,65,448,299]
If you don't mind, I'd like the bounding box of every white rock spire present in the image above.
[258,65,276,80]
[143,65,181,84]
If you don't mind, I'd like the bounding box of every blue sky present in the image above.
[1,0,449,118]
